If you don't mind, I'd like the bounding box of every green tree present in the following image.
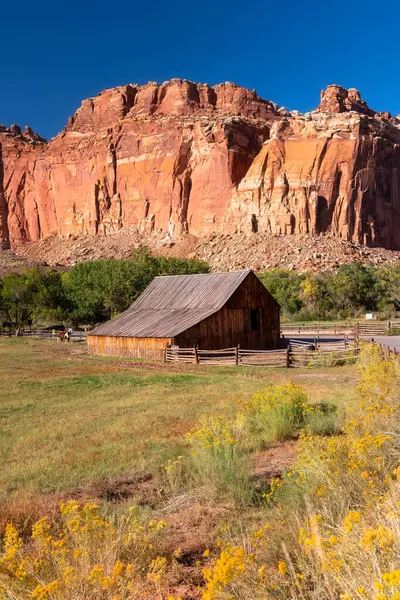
[0,268,67,330]
[0,272,35,328]
[63,249,210,324]
[328,263,382,316]
[258,269,305,318]
[376,264,400,313]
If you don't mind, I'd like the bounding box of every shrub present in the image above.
[244,383,308,447]
[186,414,252,503]
[199,345,400,599]
[163,454,188,496]
[304,402,341,436]
[0,500,169,599]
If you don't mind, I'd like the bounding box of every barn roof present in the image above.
[89,269,253,338]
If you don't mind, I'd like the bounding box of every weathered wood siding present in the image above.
[87,335,172,359]
[175,272,280,350]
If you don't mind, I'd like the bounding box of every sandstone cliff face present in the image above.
[1,80,400,251]
[232,109,400,249]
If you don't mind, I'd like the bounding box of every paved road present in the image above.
[371,336,400,351]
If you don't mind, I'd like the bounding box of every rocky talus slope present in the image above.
[2,80,400,263]
[13,229,400,274]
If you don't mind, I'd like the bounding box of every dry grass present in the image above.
[0,338,364,599]
[199,346,400,600]
[0,338,356,507]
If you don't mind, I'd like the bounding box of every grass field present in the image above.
[0,338,357,503]
[2,339,400,600]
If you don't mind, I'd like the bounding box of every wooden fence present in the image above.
[165,347,197,364]
[165,344,360,368]
[238,349,290,367]
[281,323,356,336]
[376,342,400,359]
[282,320,400,338]
[290,348,359,368]
[288,337,355,351]
[165,346,290,367]
[357,322,391,337]
[0,329,87,340]
[197,347,240,365]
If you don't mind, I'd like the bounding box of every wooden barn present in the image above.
[87,269,280,359]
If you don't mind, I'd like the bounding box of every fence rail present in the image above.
[165,344,360,368]
[376,343,399,359]
[0,329,87,340]
[165,346,289,367]
[290,348,360,368]
[240,349,290,367]
[281,323,356,336]
[287,337,355,351]
[165,347,197,363]
[281,320,400,338]
[357,323,390,336]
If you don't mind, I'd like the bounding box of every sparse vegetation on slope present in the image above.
[13,229,400,275]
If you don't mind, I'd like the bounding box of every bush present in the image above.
[200,345,400,600]
[244,383,308,447]
[0,500,169,600]
[304,402,341,436]
[186,414,252,504]
[258,262,400,321]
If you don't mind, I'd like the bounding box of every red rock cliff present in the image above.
[1,80,400,250]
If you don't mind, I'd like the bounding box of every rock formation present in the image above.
[1,80,400,251]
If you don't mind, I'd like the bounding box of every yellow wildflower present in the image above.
[203,545,246,600]
[342,511,361,533]
[382,570,400,586]
[258,565,266,579]
[360,526,396,553]
[30,580,60,600]
[278,560,287,576]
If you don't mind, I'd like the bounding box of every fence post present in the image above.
[194,346,199,365]
[286,346,290,368]
[235,344,240,366]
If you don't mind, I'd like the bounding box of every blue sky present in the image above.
[2,0,399,140]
